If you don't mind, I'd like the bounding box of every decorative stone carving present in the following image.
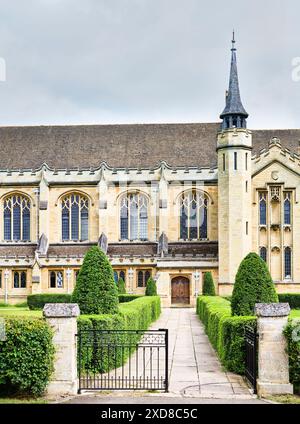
[98,232,108,254]
[157,232,168,257]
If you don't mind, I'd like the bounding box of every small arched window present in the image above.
[284,247,292,280]
[61,193,89,241]
[259,247,267,263]
[3,194,31,241]
[180,190,208,240]
[259,193,267,225]
[284,193,291,225]
[120,193,148,241]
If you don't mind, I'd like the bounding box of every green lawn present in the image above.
[0,397,47,404]
[0,307,42,318]
[290,309,300,319]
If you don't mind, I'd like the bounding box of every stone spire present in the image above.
[220,31,248,130]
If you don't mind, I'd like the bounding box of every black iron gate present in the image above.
[77,329,168,393]
[245,326,258,394]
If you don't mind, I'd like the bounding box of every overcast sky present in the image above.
[0,0,299,129]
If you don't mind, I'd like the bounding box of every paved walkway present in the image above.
[150,308,252,398]
[63,308,267,403]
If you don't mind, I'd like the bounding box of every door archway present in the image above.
[171,276,190,305]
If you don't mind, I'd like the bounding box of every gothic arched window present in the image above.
[61,193,89,241]
[259,247,267,263]
[284,193,291,225]
[284,247,292,280]
[259,193,267,225]
[3,194,31,241]
[120,193,148,241]
[180,190,208,240]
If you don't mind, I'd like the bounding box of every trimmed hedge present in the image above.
[118,294,143,303]
[0,318,54,397]
[231,253,278,316]
[77,296,161,374]
[202,272,216,296]
[28,294,72,310]
[197,296,256,374]
[145,277,157,296]
[279,294,300,310]
[117,278,126,294]
[72,246,119,315]
[284,321,300,394]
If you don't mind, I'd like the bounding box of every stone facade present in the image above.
[1,40,300,306]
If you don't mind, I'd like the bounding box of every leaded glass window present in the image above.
[3,195,31,241]
[120,193,148,241]
[259,193,267,225]
[49,270,64,288]
[284,192,291,225]
[179,190,208,240]
[13,270,27,288]
[284,247,292,280]
[137,269,151,288]
[61,194,89,241]
[260,247,267,263]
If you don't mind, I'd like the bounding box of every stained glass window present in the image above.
[120,193,148,241]
[179,190,208,240]
[61,194,89,241]
[3,195,31,241]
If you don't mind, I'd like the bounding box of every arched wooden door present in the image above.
[171,276,190,305]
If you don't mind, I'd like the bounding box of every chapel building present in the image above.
[1,38,300,306]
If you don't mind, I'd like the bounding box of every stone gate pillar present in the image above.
[255,303,293,397]
[43,303,80,396]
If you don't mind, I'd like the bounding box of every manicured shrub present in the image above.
[0,318,54,397]
[231,253,278,316]
[197,296,256,374]
[284,321,300,394]
[279,294,300,310]
[145,277,157,296]
[27,294,72,310]
[118,294,143,303]
[77,296,161,374]
[72,246,119,315]
[117,278,126,294]
[202,272,216,296]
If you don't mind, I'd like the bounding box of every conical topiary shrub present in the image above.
[145,277,157,296]
[117,277,126,294]
[231,252,278,316]
[202,272,216,296]
[72,246,119,314]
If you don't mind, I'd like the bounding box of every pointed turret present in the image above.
[220,32,248,130]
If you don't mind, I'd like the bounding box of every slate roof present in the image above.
[0,123,299,170]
